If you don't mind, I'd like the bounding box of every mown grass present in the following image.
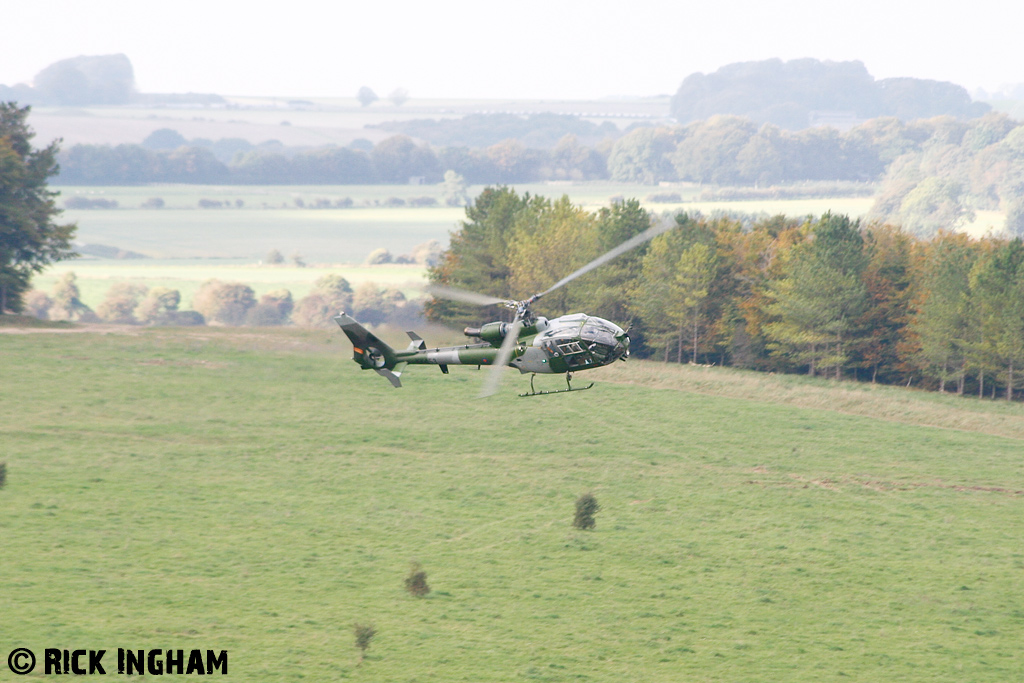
[1,327,1022,681]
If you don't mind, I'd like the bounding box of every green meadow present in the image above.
[54,184,885,264]
[2,326,1022,681]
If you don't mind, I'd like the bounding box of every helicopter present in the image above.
[333,220,672,397]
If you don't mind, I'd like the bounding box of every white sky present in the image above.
[2,0,1022,99]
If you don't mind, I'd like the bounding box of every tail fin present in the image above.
[333,313,405,387]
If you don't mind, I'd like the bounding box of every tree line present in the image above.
[25,272,423,329]
[54,111,1024,237]
[427,187,1024,401]
[55,133,608,186]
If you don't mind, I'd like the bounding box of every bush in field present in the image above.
[366,248,393,265]
[246,289,293,326]
[410,239,443,266]
[442,170,468,206]
[262,289,294,318]
[352,282,406,325]
[23,290,54,319]
[335,197,353,208]
[0,462,6,489]
[353,622,376,662]
[407,196,437,207]
[49,272,96,322]
[357,86,378,107]
[97,283,148,323]
[382,196,406,207]
[404,563,430,597]
[573,493,600,530]
[192,279,256,325]
[265,249,285,264]
[65,196,119,209]
[162,310,204,326]
[314,274,353,305]
[646,192,682,203]
[134,287,182,324]
[141,197,165,209]
[245,303,285,326]
[292,275,353,327]
[389,87,409,107]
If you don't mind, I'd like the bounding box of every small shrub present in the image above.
[192,280,256,325]
[65,196,118,209]
[198,198,223,209]
[365,248,393,265]
[645,192,682,203]
[0,462,6,489]
[353,622,376,661]
[405,562,430,597]
[141,197,165,209]
[382,196,406,207]
[24,290,53,319]
[265,249,285,265]
[244,302,286,326]
[408,196,438,207]
[573,493,600,530]
[162,310,204,326]
[335,197,353,208]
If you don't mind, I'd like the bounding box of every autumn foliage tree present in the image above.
[0,103,76,313]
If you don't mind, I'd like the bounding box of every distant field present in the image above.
[57,184,466,262]
[54,184,894,263]
[2,326,1022,682]
[28,97,668,147]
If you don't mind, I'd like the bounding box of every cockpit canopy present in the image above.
[535,314,628,368]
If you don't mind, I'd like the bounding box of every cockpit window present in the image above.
[580,320,620,346]
[557,341,586,355]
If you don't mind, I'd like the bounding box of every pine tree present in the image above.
[763,213,868,378]
[908,232,978,392]
[969,238,1024,400]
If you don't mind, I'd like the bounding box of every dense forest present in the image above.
[427,188,1024,400]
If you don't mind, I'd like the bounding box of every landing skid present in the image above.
[519,372,595,397]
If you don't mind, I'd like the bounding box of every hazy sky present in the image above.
[3,0,1022,99]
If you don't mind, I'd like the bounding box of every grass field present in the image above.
[2,325,1022,681]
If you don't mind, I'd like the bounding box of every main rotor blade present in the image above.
[478,319,523,398]
[425,284,508,307]
[540,219,675,297]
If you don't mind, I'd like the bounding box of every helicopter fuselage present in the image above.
[334,312,629,387]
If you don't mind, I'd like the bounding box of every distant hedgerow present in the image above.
[573,493,600,530]
[405,562,430,597]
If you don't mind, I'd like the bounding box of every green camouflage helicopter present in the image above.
[334,221,671,397]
